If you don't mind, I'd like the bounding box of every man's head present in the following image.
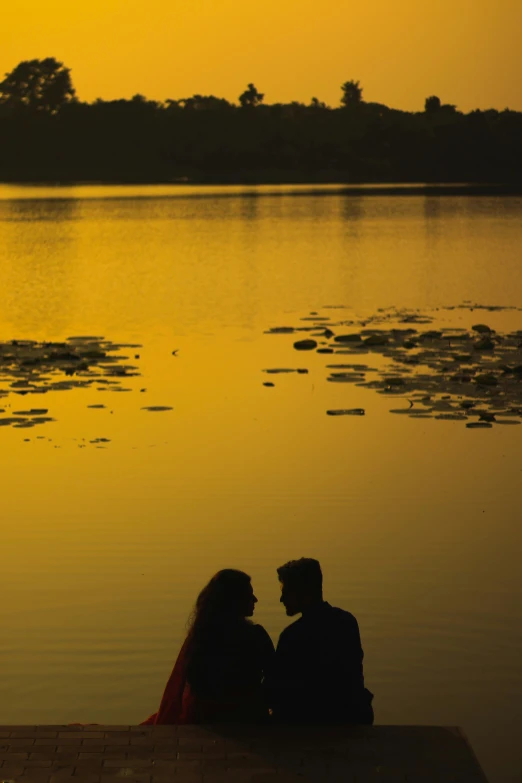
[277,558,323,616]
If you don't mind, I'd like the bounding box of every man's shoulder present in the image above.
[323,604,361,633]
[279,604,358,636]
[327,604,359,625]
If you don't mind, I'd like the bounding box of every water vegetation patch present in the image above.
[0,336,141,431]
[264,304,522,429]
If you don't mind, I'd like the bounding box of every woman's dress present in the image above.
[142,621,274,724]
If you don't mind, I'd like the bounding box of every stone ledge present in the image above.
[0,725,488,782]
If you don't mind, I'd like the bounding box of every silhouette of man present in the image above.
[268,558,374,724]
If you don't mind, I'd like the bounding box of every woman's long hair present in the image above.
[185,569,252,655]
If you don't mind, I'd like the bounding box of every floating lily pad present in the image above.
[363,335,389,347]
[263,369,300,374]
[327,372,365,383]
[13,409,48,415]
[334,334,362,344]
[327,364,373,371]
[326,408,365,416]
[334,350,370,357]
[67,335,105,342]
[263,382,275,387]
[141,406,173,412]
[293,339,318,351]
[466,422,493,429]
[434,413,468,421]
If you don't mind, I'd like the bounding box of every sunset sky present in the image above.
[3,0,522,112]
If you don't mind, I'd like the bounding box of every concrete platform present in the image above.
[0,724,488,783]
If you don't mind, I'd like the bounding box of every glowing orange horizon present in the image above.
[3,0,522,112]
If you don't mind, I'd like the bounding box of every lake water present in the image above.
[0,184,521,783]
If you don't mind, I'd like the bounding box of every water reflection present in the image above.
[0,198,78,222]
[0,200,79,335]
[423,196,443,240]
[341,195,364,225]
[0,189,521,783]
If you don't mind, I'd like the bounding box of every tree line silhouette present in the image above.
[1,58,521,184]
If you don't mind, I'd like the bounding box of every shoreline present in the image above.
[1,180,522,197]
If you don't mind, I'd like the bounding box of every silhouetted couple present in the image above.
[142,558,374,725]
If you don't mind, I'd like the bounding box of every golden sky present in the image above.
[3,0,522,112]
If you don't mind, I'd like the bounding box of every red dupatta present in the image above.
[141,638,191,725]
[141,633,260,725]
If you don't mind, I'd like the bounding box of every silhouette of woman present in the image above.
[142,570,274,724]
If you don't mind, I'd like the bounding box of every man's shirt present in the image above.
[268,601,373,723]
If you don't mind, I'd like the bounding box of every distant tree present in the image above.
[239,83,264,108]
[180,94,232,111]
[0,58,75,113]
[0,65,520,185]
[164,99,181,112]
[340,80,363,107]
[425,95,441,113]
[129,93,161,110]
